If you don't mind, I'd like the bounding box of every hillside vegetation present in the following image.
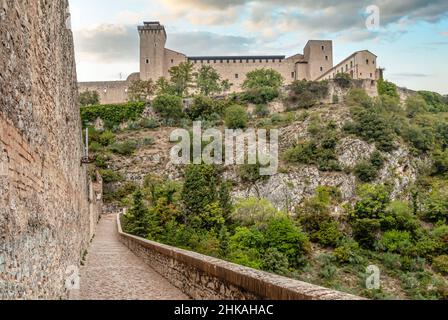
[81,66,448,300]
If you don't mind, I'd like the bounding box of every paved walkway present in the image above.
[70,214,189,300]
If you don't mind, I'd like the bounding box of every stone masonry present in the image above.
[0,0,98,299]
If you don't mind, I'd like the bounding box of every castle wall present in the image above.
[0,0,98,299]
[318,51,378,82]
[164,49,187,78]
[189,57,299,91]
[79,81,129,105]
[304,40,334,81]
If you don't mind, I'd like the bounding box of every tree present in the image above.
[377,79,399,98]
[123,190,150,238]
[127,80,155,102]
[243,68,284,90]
[169,61,195,97]
[152,94,184,121]
[224,105,248,129]
[79,90,99,106]
[155,77,175,96]
[196,65,223,96]
[406,95,429,118]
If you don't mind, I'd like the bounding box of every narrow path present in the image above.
[71,215,189,300]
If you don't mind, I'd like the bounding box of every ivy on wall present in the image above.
[81,102,146,127]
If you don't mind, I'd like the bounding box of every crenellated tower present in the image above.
[138,21,167,81]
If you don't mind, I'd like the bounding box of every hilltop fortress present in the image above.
[79,21,381,104]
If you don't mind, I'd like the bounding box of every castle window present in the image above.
[207,60,210,64]
[373,60,375,64]
[370,73,373,78]
[325,56,328,61]
[320,66,323,72]
[350,61,353,68]
[171,59,174,63]
[246,59,249,63]
[233,59,236,63]
[220,60,223,63]
[145,59,150,64]
[321,45,325,51]
[227,60,230,63]
[346,65,348,71]
[253,59,256,63]
[366,59,369,64]
[266,59,269,63]
[259,59,262,63]
[272,59,275,63]
[235,74,239,79]
[291,72,295,79]
[240,59,243,63]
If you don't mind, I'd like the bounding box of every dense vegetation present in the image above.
[82,65,448,299]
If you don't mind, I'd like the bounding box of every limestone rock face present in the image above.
[0,0,94,299]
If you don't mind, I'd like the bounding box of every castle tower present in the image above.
[303,40,334,81]
[138,22,167,81]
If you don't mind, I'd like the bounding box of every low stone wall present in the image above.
[117,215,362,300]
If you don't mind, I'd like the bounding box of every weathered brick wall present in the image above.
[0,0,97,299]
[117,215,363,300]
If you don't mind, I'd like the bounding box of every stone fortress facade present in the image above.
[79,21,381,104]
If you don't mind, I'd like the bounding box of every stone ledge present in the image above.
[116,214,364,300]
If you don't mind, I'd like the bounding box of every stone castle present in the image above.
[79,21,381,104]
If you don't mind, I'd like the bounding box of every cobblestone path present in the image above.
[70,214,189,300]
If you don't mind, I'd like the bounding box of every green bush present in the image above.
[333,239,361,264]
[99,169,124,183]
[232,197,281,228]
[421,190,448,222]
[187,95,223,120]
[431,150,448,176]
[224,105,248,129]
[351,218,381,249]
[255,104,270,117]
[79,90,100,106]
[345,88,371,107]
[406,95,429,118]
[98,130,115,146]
[315,221,343,248]
[377,230,413,254]
[334,73,352,89]
[354,161,380,182]
[418,91,448,113]
[81,102,146,128]
[152,94,184,121]
[287,80,329,110]
[432,255,448,275]
[139,118,159,129]
[264,217,310,266]
[109,140,138,156]
[377,79,399,98]
[261,248,290,275]
[242,68,284,90]
[243,87,280,104]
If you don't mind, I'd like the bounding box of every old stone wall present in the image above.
[78,81,129,105]
[117,215,362,300]
[0,0,97,299]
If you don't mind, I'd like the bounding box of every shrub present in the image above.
[79,90,100,106]
[431,150,448,176]
[433,255,448,275]
[345,88,371,107]
[140,118,159,129]
[238,163,268,184]
[243,68,284,90]
[418,91,448,113]
[224,105,248,129]
[334,73,352,89]
[315,221,343,248]
[351,218,381,249]
[109,140,138,156]
[152,94,184,121]
[402,125,434,154]
[255,104,270,117]
[377,230,413,254]
[264,217,310,266]
[421,190,448,222]
[99,169,123,183]
[261,248,290,275]
[377,79,399,98]
[81,102,146,128]
[333,239,361,264]
[382,201,420,232]
[89,141,103,153]
[287,80,329,110]
[98,130,115,146]
[187,95,220,120]
[243,86,280,104]
[406,95,429,118]
[122,190,150,238]
[354,161,380,182]
[232,197,281,228]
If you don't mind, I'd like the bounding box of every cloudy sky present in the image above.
[71,0,448,94]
